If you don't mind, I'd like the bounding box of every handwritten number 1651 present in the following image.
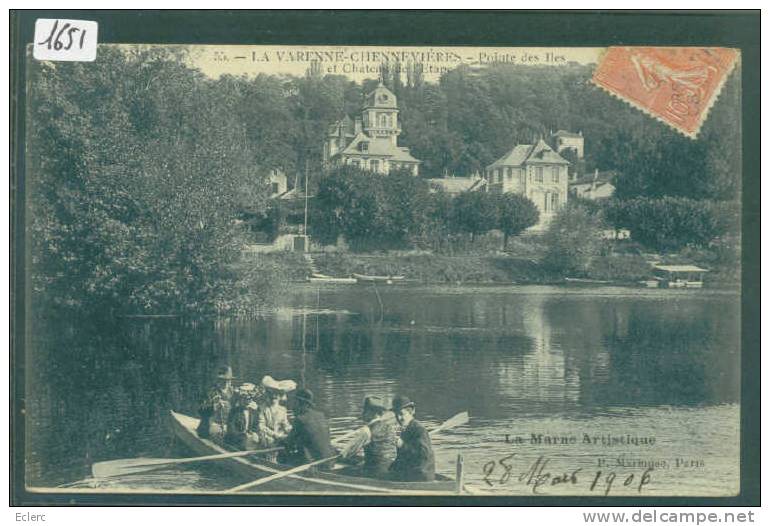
[38,20,86,51]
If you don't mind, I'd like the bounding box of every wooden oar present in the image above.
[225,453,341,493]
[92,447,284,478]
[427,411,469,436]
[226,410,470,493]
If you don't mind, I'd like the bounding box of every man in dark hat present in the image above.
[339,396,398,478]
[197,365,234,439]
[389,395,435,482]
[280,388,335,467]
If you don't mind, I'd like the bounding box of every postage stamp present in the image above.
[591,47,739,138]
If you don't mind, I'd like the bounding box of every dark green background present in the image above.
[10,9,760,506]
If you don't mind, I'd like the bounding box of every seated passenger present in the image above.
[389,395,435,482]
[197,365,234,440]
[224,383,258,450]
[339,395,398,478]
[255,375,296,460]
[280,388,335,468]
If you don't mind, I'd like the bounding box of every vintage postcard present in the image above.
[16,31,749,502]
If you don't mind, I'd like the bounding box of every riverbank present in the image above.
[246,244,738,288]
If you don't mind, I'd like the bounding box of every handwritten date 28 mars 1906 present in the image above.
[482,454,653,495]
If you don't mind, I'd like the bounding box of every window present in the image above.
[551,166,560,183]
[507,167,513,180]
[358,141,369,152]
[271,182,280,194]
[379,114,388,127]
[371,160,380,172]
[535,167,544,182]
[551,192,559,211]
[519,171,526,184]
[351,159,360,168]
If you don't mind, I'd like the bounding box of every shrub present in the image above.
[542,203,607,274]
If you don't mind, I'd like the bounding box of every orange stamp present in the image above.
[592,47,739,138]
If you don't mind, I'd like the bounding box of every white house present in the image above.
[550,129,584,159]
[485,139,570,226]
[268,169,288,197]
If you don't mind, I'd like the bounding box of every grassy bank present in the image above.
[246,238,739,288]
[313,252,560,284]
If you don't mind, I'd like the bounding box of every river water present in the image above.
[25,285,740,496]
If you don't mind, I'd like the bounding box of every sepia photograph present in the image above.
[10,10,759,506]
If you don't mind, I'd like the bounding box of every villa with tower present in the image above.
[323,83,421,176]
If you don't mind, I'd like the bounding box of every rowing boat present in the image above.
[169,411,461,494]
[352,273,406,284]
[309,273,357,284]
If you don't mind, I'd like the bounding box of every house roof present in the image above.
[487,140,570,169]
[278,188,314,200]
[653,264,710,273]
[327,115,356,137]
[551,129,582,138]
[571,170,618,186]
[428,177,486,194]
[571,181,615,192]
[334,133,420,163]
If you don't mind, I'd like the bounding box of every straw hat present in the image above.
[261,375,297,393]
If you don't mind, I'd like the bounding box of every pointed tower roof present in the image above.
[364,83,398,109]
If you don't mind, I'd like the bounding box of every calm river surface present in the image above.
[26,285,740,496]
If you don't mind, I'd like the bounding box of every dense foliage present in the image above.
[27,48,279,315]
[311,166,431,251]
[604,197,739,251]
[312,167,539,252]
[495,193,540,249]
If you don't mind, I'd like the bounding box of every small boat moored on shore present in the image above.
[308,273,357,284]
[352,273,406,284]
[652,264,709,288]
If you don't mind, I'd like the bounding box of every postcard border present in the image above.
[10,8,761,507]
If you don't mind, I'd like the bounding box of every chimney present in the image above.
[354,117,362,134]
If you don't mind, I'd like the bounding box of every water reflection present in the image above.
[26,286,740,494]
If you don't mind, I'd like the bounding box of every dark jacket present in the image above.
[281,407,335,466]
[224,406,249,450]
[389,419,435,481]
[197,386,232,439]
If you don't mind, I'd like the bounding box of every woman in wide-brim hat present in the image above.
[255,375,297,458]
